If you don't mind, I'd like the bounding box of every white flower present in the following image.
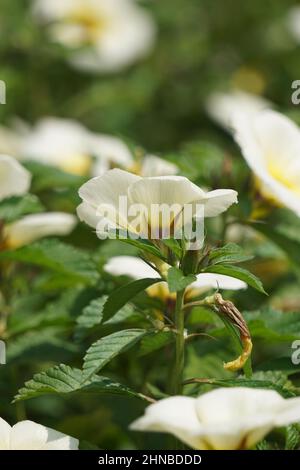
[33,0,156,73]
[130,387,300,450]
[20,117,177,178]
[104,256,247,295]
[21,118,94,176]
[0,418,78,450]
[4,212,77,248]
[232,110,300,217]
[140,155,178,177]
[0,155,31,202]
[77,169,238,239]
[205,90,271,131]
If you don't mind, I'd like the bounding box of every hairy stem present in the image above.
[171,289,185,395]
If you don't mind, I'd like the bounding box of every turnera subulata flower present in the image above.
[130,387,300,450]
[21,117,178,178]
[0,155,31,201]
[33,0,156,73]
[233,110,300,217]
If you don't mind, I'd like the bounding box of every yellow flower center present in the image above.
[67,7,107,42]
[268,162,300,196]
[59,154,92,176]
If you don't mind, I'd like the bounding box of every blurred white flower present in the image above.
[4,212,77,248]
[20,117,177,178]
[0,126,22,156]
[104,255,247,293]
[205,90,271,131]
[77,169,238,240]
[286,6,300,43]
[33,0,156,73]
[21,118,94,176]
[233,110,300,217]
[0,155,31,202]
[130,387,300,450]
[0,418,78,450]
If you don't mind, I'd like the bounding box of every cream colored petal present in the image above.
[89,134,134,176]
[195,387,284,449]
[77,201,100,228]
[104,256,158,279]
[274,396,300,427]
[128,176,205,236]
[206,90,271,130]
[191,273,247,291]
[5,212,77,248]
[130,396,205,449]
[141,155,178,177]
[201,189,238,217]
[233,110,300,215]
[21,117,91,174]
[0,155,31,201]
[10,421,49,450]
[78,169,141,231]
[0,418,11,450]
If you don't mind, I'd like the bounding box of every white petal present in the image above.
[5,212,77,248]
[195,387,284,449]
[89,134,134,176]
[0,155,31,201]
[201,189,238,217]
[78,169,141,232]
[21,117,91,175]
[104,256,158,279]
[191,273,247,291]
[128,176,205,236]
[206,90,271,130]
[10,421,49,450]
[141,155,178,177]
[77,201,100,228]
[10,421,78,450]
[274,396,300,427]
[130,396,205,449]
[0,418,11,450]
[233,110,300,216]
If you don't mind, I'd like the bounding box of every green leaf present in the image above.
[167,267,196,292]
[0,239,99,285]
[75,296,108,337]
[209,243,253,265]
[119,239,166,261]
[203,264,267,294]
[102,277,161,322]
[244,308,300,342]
[14,364,143,402]
[0,194,44,223]
[139,330,174,356]
[190,376,295,398]
[285,425,300,450]
[83,329,147,378]
[75,296,142,341]
[24,161,86,191]
[250,210,300,273]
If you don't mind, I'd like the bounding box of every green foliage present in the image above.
[0,239,100,285]
[167,267,196,292]
[203,264,267,294]
[0,194,44,222]
[14,364,143,402]
[83,329,147,378]
[102,278,161,322]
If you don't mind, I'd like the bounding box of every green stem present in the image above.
[171,289,185,395]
